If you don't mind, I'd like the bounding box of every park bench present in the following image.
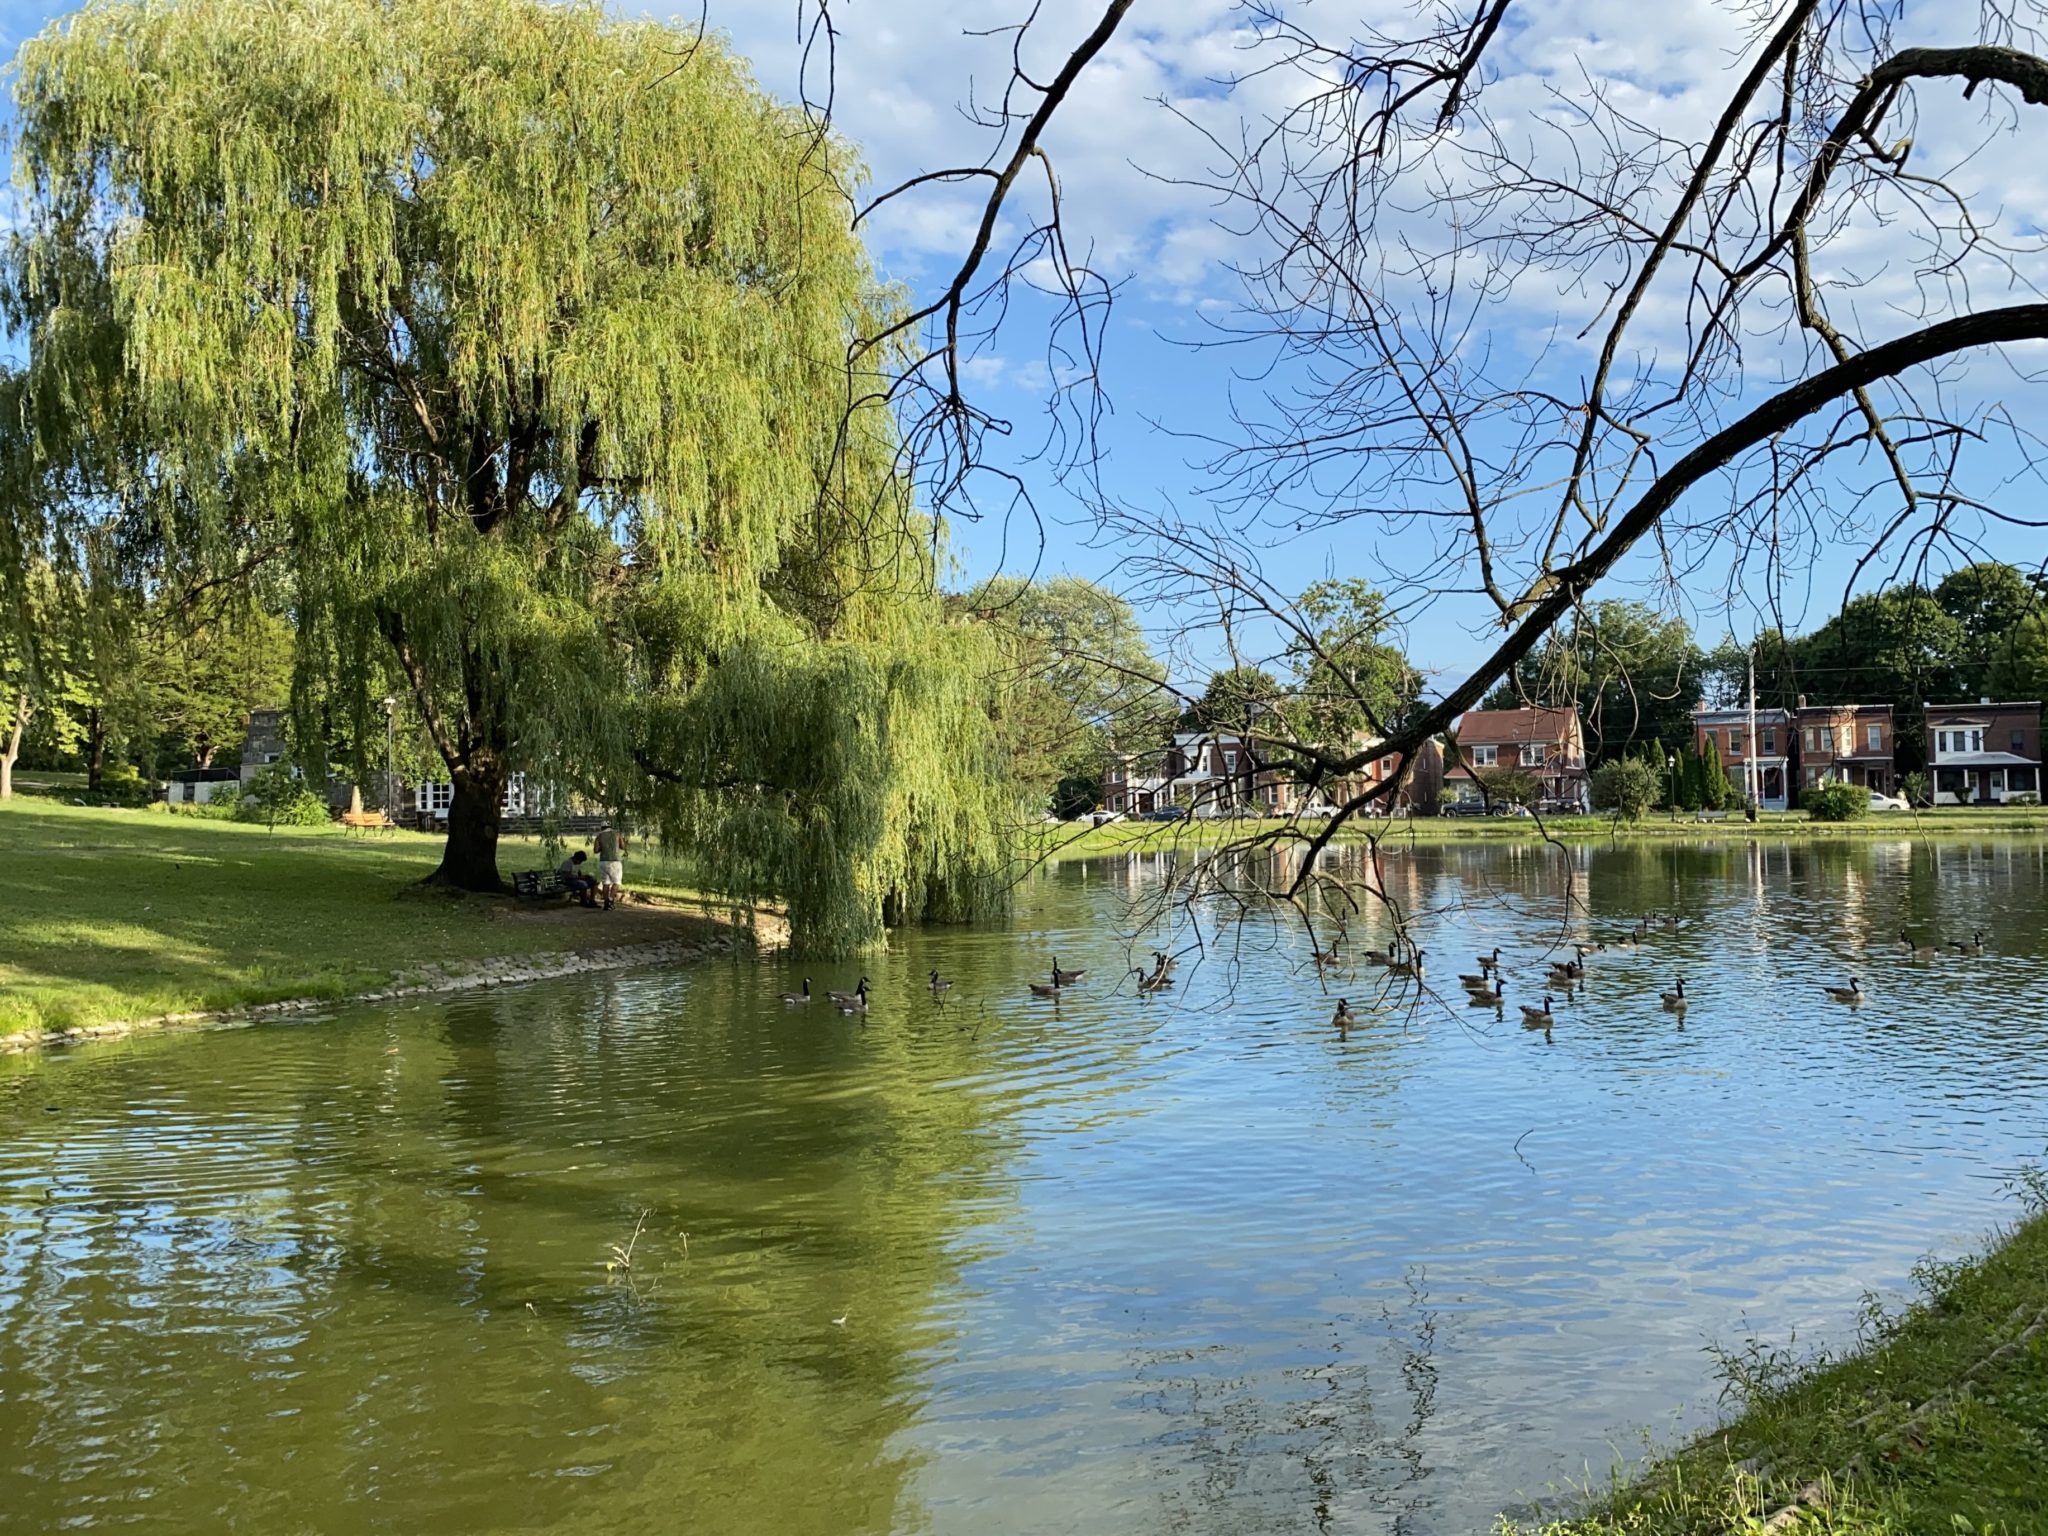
[1694,809,1731,823]
[340,810,393,835]
[513,869,568,900]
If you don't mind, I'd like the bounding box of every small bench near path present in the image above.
[340,810,394,835]
[513,869,568,900]
[1694,809,1731,823]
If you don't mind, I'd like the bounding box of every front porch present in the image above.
[1933,757,2041,805]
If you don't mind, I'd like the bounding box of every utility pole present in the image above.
[1747,651,1760,817]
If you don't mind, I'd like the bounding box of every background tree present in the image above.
[1936,562,2045,694]
[1181,665,1284,737]
[1283,578,1421,743]
[1989,612,2048,705]
[8,0,1011,939]
[1503,602,1703,763]
[1791,589,1966,771]
[1590,758,1660,821]
[138,606,295,772]
[958,576,1172,815]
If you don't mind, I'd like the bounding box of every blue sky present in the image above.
[5,0,2044,697]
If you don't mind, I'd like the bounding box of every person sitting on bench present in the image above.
[557,849,599,907]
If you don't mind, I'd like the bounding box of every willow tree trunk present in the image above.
[86,707,106,790]
[1,693,27,800]
[429,755,507,891]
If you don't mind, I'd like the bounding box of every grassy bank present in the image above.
[1039,806,2048,861]
[1,798,742,1038]
[1503,1180,2048,1535]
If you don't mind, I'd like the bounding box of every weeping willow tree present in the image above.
[6,0,1019,939]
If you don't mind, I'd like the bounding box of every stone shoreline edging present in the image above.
[0,930,749,1056]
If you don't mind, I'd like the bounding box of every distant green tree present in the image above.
[959,576,1174,814]
[1183,666,1284,737]
[1936,563,2042,691]
[1590,758,1660,820]
[1792,589,1966,772]
[1988,612,2048,705]
[1285,578,1422,740]
[1701,737,1736,809]
[1515,602,1703,762]
[1475,766,1542,808]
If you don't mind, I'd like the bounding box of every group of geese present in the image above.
[1326,916,1994,1028]
[778,975,874,1015]
[1821,928,1989,1005]
[776,950,1182,1014]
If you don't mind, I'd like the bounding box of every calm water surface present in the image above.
[4,839,2048,1533]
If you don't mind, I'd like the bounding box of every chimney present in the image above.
[1982,696,1992,705]
[1796,693,1807,710]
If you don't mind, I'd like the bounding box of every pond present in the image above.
[3,838,2047,1533]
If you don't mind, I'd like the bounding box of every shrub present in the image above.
[1803,779,1869,822]
[2007,791,2040,806]
[167,797,241,820]
[1590,758,1661,821]
[236,761,331,829]
[1474,766,1542,807]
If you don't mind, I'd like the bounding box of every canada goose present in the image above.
[1363,947,1395,967]
[1028,969,1062,998]
[929,970,953,996]
[1457,972,1493,990]
[1477,946,1502,973]
[1133,966,1172,994]
[1052,958,1086,985]
[1660,977,1687,1010]
[1388,947,1427,977]
[1950,930,1984,957]
[1520,994,1554,1026]
[1897,929,1942,960]
[1823,977,1865,1003]
[1548,958,1584,982]
[1330,999,1358,1029]
[1575,942,1605,957]
[779,977,813,1005]
[1467,976,1506,1006]
[1659,914,1684,930]
[826,977,871,1008]
[1153,950,1180,974]
[1311,944,1340,968]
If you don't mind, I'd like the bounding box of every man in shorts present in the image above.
[594,822,627,910]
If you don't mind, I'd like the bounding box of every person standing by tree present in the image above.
[594,823,627,912]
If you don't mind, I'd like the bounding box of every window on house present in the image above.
[1762,727,1775,753]
[1969,729,1984,753]
[1866,723,1882,753]
[1730,731,1745,756]
[1520,743,1543,767]
[2016,730,2029,756]
[1471,745,1497,767]
[1820,727,1834,752]
[1804,727,1816,751]
[1223,749,1238,774]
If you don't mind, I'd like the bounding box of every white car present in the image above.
[1869,791,1909,812]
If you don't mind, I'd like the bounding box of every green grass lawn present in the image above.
[0,798,734,1038]
[1040,805,2048,861]
[1504,1185,2048,1535]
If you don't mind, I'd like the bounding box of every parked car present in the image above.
[1295,803,1339,819]
[1439,800,1490,818]
[1140,806,1188,821]
[1869,791,1909,812]
[1088,810,1126,826]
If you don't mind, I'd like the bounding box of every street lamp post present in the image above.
[382,696,398,823]
[1667,752,1678,823]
